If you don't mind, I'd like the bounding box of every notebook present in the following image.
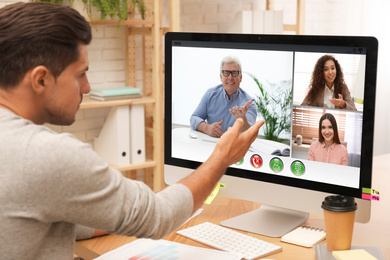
[281,225,326,247]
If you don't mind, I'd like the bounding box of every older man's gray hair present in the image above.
[220,55,242,73]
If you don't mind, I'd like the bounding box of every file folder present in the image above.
[94,106,131,166]
[129,104,146,164]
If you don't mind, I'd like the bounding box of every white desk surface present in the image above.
[172,127,289,156]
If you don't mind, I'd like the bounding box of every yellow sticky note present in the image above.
[204,183,220,205]
[332,249,378,260]
[356,98,364,104]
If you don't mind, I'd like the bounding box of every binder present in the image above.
[94,106,131,166]
[129,104,146,164]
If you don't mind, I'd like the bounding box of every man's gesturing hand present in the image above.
[211,118,264,168]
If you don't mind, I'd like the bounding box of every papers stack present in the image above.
[94,238,242,260]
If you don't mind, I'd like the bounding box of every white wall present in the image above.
[358,0,390,156]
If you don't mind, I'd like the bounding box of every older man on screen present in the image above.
[190,55,257,137]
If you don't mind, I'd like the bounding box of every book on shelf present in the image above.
[90,86,141,97]
[89,94,142,101]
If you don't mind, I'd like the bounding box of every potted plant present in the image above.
[29,0,146,21]
[80,0,146,21]
[296,135,302,145]
[246,72,293,144]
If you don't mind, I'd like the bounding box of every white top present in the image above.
[323,84,335,109]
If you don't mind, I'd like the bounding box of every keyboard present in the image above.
[177,222,282,260]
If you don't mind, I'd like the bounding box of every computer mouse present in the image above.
[189,131,198,139]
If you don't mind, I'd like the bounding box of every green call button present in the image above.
[270,157,284,173]
[236,158,244,165]
[291,160,305,176]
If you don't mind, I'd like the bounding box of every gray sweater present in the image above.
[0,108,193,259]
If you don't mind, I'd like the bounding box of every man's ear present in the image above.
[30,66,53,95]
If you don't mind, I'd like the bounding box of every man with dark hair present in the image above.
[0,2,263,259]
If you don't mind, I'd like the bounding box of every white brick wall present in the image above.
[178,0,355,35]
[0,0,19,7]
[180,0,256,32]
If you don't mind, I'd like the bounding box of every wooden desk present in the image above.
[76,154,390,259]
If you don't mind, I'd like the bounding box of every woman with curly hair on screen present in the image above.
[308,113,348,166]
[301,55,357,111]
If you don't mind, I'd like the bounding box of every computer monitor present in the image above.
[164,32,378,237]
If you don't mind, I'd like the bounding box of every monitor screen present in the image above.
[164,33,378,237]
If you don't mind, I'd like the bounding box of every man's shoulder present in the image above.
[207,84,223,92]
[0,109,87,152]
[238,87,254,100]
[203,84,224,98]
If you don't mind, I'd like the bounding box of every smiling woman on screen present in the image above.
[308,113,348,166]
[301,55,357,111]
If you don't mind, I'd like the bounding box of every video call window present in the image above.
[170,42,367,190]
[291,107,362,168]
[293,52,366,111]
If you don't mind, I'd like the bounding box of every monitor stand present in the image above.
[220,204,309,237]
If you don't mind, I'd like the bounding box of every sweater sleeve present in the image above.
[341,85,357,111]
[75,225,95,240]
[24,130,194,240]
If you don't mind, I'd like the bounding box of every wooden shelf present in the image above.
[88,19,154,26]
[80,95,154,110]
[110,159,156,172]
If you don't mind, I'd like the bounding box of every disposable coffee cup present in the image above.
[321,195,357,252]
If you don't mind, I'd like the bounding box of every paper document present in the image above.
[94,238,242,260]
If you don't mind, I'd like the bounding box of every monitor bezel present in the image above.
[164,32,378,199]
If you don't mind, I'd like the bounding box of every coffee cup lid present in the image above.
[321,195,357,212]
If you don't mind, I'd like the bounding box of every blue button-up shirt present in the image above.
[190,84,257,133]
